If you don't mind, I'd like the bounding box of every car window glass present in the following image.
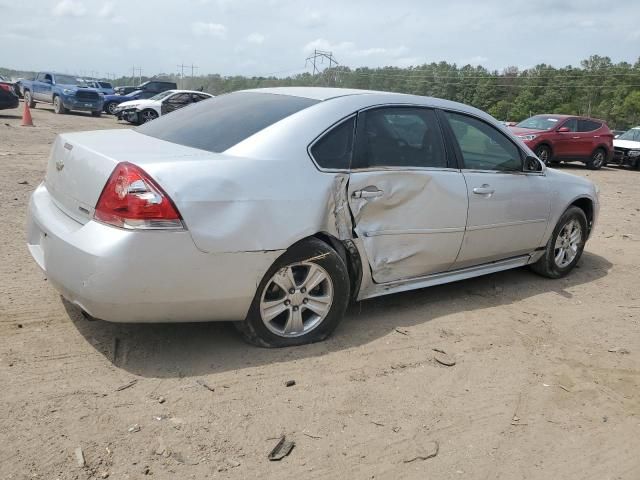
[562,118,578,132]
[445,111,522,171]
[138,91,319,153]
[578,119,601,132]
[167,93,191,103]
[358,108,446,168]
[311,117,355,170]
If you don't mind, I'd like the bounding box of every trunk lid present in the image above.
[45,129,213,224]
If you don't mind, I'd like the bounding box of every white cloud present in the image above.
[578,19,596,28]
[459,55,489,66]
[192,22,227,38]
[98,2,114,18]
[246,32,265,44]
[301,10,325,28]
[52,0,86,17]
[303,39,408,60]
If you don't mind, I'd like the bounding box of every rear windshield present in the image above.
[137,92,319,153]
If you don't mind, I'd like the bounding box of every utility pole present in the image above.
[190,64,199,78]
[177,63,187,89]
[305,50,339,86]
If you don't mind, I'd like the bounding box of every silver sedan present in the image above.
[26,87,599,347]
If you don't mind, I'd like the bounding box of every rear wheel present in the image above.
[530,206,587,279]
[237,238,350,347]
[586,148,606,170]
[24,90,35,108]
[140,109,158,123]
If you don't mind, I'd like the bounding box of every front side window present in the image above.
[355,107,446,168]
[310,116,355,170]
[445,111,522,172]
[562,118,578,132]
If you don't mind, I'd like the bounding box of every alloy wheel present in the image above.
[142,110,157,123]
[592,151,605,168]
[260,262,334,338]
[107,103,118,115]
[554,219,582,268]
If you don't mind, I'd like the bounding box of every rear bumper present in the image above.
[26,183,282,323]
[0,95,19,110]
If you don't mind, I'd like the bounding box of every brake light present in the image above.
[94,162,184,230]
[0,83,12,92]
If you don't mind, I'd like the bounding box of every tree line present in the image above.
[3,55,639,128]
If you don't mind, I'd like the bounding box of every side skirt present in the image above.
[355,241,534,301]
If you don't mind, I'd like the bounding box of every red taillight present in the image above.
[0,83,12,92]
[94,162,184,230]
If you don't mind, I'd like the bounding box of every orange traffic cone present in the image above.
[21,100,34,127]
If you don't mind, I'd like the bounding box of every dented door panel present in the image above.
[347,169,468,283]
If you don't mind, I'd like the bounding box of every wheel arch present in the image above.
[312,232,363,302]
[535,141,554,157]
[569,196,594,236]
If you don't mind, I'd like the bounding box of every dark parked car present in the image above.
[114,86,138,95]
[509,115,614,170]
[104,80,178,114]
[0,75,20,111]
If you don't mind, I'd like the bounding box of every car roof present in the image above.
[162,89,213,95]
[237,87,489,115]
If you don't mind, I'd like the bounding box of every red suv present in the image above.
[509,115,613,170]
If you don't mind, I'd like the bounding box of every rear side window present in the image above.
[578,119,602,132]
[138,92,319,153]
[310,117,355,170]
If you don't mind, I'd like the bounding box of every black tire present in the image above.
[91,111,101,117]
[530,206,588,279]
[535,145,553,166]
[633,158,640,171]
[586,148,607,170]
[105,102,118,115]
[24,90,35,108]
[236,238,350,348]
[139,109,158,123]
[53,96,67,114]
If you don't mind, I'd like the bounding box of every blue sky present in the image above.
[1,0,638,78]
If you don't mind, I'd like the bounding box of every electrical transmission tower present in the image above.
[305,50,340,86]
[177,63,199,89]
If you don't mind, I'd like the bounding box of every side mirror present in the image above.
[524,155,545,173]
[557,126,570,133]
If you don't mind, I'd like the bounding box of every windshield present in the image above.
[618,128,640,142]
[516,116,561,131]
[98,82,113,89]
[137,91,319,153]
[149,90,175,101]
[55,75,87,86]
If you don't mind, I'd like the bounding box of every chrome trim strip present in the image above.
[364,226,466,237]
[466,218,547,231]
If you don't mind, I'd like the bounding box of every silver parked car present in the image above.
[27,87,599,347]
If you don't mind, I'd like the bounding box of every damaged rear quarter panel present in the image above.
[145,157,351,254]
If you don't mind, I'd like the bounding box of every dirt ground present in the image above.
[1,103,639,480]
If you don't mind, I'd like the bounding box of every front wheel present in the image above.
[53,96,67,114]
[535,145,554,166]
[106,102,118,115]
[139,109,158,123]
[24,91,35,108]
[530,206,587,279]
[586,148,606,170]
[237,238,350,347]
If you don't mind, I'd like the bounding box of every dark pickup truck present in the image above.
[21,72,104,116]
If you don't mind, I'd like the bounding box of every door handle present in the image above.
[352,188,383,199]
[473,185,495,195]
[572,136,580,139]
